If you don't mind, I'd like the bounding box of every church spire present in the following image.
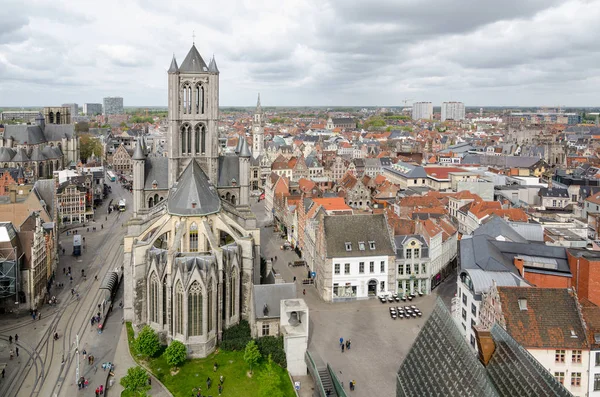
[256,93,262,113]
[168,53,179,74]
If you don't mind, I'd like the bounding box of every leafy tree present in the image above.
[135,325,160,357]
[120,121,128,128]
[120,366,150,396]
[79,134,103,162]
[257,355,283,397]
[243,340,261,374]
[256,335,286,367]
[164,340,187,367]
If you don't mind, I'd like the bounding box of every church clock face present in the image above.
[254,127,259,132]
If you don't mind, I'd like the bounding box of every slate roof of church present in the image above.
[4,124,75,144]
[179,44,208,73]
[396,299,573,397]
[218,154,240,187]
[168,160,221,216]
[143,156,168,190]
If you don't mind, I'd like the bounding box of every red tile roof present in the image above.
[423,167,465,180]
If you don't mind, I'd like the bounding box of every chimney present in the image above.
[473,326,496,366]
[514,257,524,276]
[10,189,17,203]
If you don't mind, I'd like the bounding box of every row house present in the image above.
[480,287,590,397]
[56,177,94,225]
[448,191,481,220]
[336,172,371,210]
[314,213,395,302]
[457,199,528,235]
[0,168,24,195]
[538,187,572,210]
[264,173,289,220]
[111,143,133,174]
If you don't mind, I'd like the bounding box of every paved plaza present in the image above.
[251,200,456,397]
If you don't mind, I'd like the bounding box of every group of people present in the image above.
[193,374,224,396]
[94,384,104,396]
[339,337,352,353]
[30,309,41,320]
[8,334,19,360]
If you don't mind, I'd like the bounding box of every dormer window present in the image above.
[231,178,237,186]
[369,241,375,250]
[345,242,352,251]
[191,201,197,209]
[358,241,365,251]
[518,298,527,311]
[152,180,158,189]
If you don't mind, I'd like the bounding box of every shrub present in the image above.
[164,340,187,368]
[256,336,287,368]
[135,325,161,358]
[221,320,251,351]
[257,355,284,397]
[120,366,150,396]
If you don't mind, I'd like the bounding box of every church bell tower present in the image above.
[252,93,264,159]
[167,44,220,187]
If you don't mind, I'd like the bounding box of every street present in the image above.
[0,180,132,397]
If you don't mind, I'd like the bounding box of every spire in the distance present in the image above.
[256,93,262,113]
[208,55,219,73]
[168,54,179,73]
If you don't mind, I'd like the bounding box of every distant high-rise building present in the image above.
[103,97,124,115]
[441,102,465,121]
[411,102,433,120]
[62,103,78,117]
[83,103,103,116]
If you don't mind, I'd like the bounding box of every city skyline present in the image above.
[1,0,599,107]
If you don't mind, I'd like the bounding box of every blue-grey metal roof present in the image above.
[144,157,168,190]
[384,161,427,178]
[167,159,221,216]
[217,155,240,187]
[474,216,528,243]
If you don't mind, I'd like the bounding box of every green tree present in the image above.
[120,366,150,396]
[257,355,283,397]
[243,340,261,374]
[120,121,128,128]
[79,134,103,162]
[164,340,187,368]
[135,325,160,358]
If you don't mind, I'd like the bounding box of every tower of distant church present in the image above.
[252,93,264,159]
[167,45,220,186]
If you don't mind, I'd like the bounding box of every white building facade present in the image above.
[441,102,465,121]
[412,102,433,120]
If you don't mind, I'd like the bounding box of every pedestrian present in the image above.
[352,379,356,390]
[303,289,306,295]
[1,368,5,378]
[8,335,12,343]
[68,266,71,273]
[62,248,65,255]
[85,379,89,388]
[14,334,18,343]
[207,377,211,389]
[148,376,151,386]
[69,276,73,284]
[9,349,13,360]
[16,347,19,357]
[88,356,91,365]
[220,375,224,384]
[100,384,103,394]
[339,337,344,346]
[63,267,65,275]
[293,276,296,282]
[218,384,222,395]
[95,275,98,281]
[341,343,345,353]
[326,389,331,397]
[95,387,99,397]
[349,380,354,391]
[214,362,218,372]
[83,349,87,360]
[38,311,41,320]
[347,339,351,350]
[32,311,35,320]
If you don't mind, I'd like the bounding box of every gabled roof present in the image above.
[497,287,588,349]
[179,44,208,73]
[323,214,394,258]
[167,160,221,216]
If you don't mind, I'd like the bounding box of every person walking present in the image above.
[14,334,18,343]
[95,387,99,397]
[218,384,223,395]
[341,343,345,353]
[349,380,354,391]
[83,349,87,360]
[2,368,5,378]
[99,384,104,395]
[9,349,14,360]
[339,337,344,347]
[16,347,19,357]
[303,289,306,295]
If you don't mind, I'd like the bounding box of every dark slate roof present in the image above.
[0,147,16,162]
[218,155,240,187]
[29,146,47,161]
[474,216,529,243]
[385,161,427,178]
[179,44,208,73]
[459,235,516,272]
[4,125,47,145]
[397,299,573,397]
[332,118,355,124]
[42,145,60,159]
[44,124,75,140]
[497,287,588,349]
[323,214,394,258]
[208,56,219,73]
[167,159,221,216]
[253,283,296,319]
[538,187,569,198]
[132,140,146,160]
[144,156,168,190]
[12,148,30,162]
[239,136,252,157]
[579,186,600,200]
[168,54,179,73]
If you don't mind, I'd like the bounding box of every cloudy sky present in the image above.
[1,0,599,107]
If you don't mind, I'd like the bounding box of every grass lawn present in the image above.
[125,323,296,397]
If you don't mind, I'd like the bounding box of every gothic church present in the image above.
[123,44,260,357]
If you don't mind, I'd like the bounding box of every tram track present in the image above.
[0,208,127,397]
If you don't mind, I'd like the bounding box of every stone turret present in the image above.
[238,137,251,206]
[132,138,146,216]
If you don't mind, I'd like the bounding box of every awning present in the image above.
[100,271,119,295]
